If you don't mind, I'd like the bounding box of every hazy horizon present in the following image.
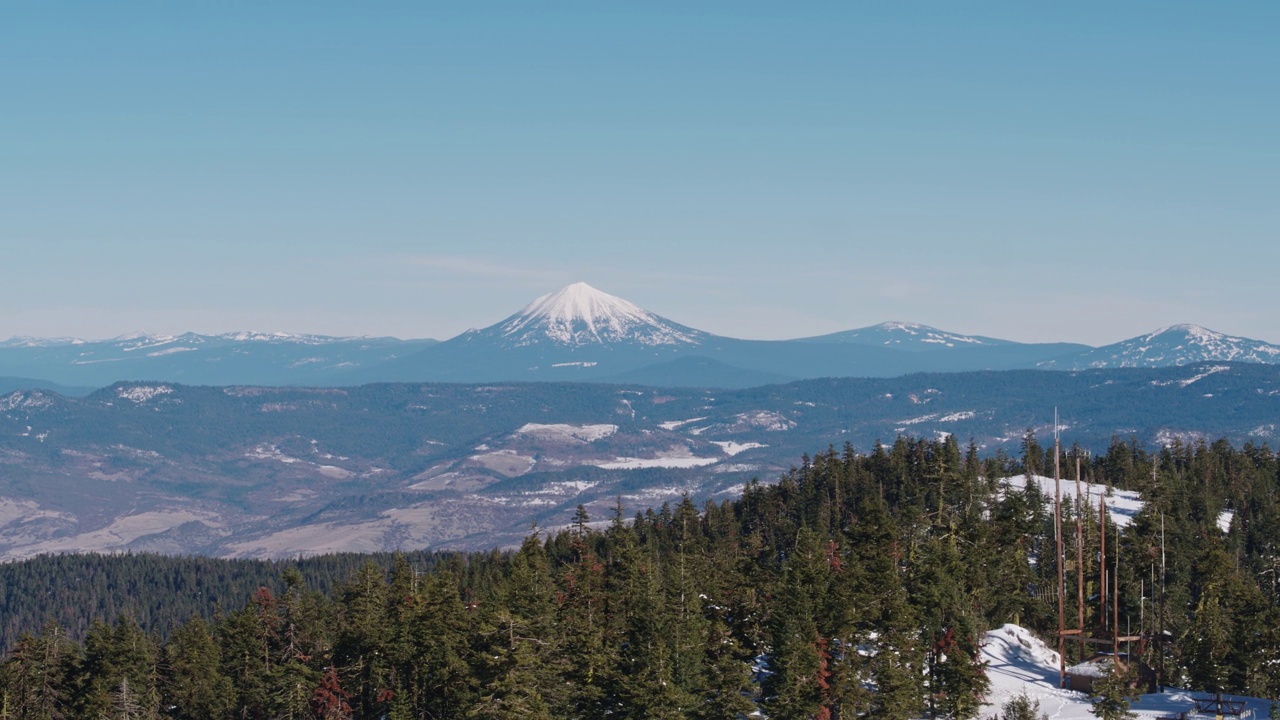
[4,3,1276,345]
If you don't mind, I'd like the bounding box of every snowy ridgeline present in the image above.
[980,624,1271,720]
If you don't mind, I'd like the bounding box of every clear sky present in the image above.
[2,2,1276,345]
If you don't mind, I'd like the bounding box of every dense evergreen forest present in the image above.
[2,433,1279,719]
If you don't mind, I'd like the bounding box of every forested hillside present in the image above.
[2,435,1278,719]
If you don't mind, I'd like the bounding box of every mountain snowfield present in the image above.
[494,281,706,347]
[979,624,1271,719]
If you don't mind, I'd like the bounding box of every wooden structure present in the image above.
[1050,417,1154,692]
[1192,693,1252,720]
[1064,651,1156,695]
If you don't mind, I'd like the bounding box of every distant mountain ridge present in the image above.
[798,321,1015,350]
[3,283,1279,389]
[0,332,438,388]
[1,362,1277,558]
[1038,324,1280,370]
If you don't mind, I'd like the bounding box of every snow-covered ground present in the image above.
[1006,474,1236,535]
[981,623,1271,719]
[592,455,719,470]
[515,422,618,442]
[1004,475,1145,528]
[711,440,766,456]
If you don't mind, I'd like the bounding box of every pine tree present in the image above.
[0,623,73,720]
[695,616,755,720]
[72,618,160,720]
[1000,691,1048,720]
[763,527,828,720]
[160,617,234,720]
[471,534,562,720]
[332,562,391,718]
[1090,665,1139,720]
[409,571,478,719]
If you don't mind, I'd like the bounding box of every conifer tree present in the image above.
[160,617,233,720]
[471,533,563,720]
[1000,691,1048,720]
[1089,665,1138,720]
[763,527,828,720]
[0,623,73,720]
[72,618,160,720]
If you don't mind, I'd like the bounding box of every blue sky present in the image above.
[2,2,1276,344]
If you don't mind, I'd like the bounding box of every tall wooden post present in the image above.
[1100,495,1108,635]
[1056,433,1065,687]
[1076,456,1085,664]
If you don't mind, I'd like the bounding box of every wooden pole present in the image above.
[1056,432,1065,687]
[1100,494,1108,635]
[1076,455,1085,663]
[1114,521,1120,667]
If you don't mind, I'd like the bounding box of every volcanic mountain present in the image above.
[471,281,709,349]
[363,282,730,382]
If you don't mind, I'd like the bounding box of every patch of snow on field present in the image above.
[711,441,766,456]
[1150,365,1232,388]
[733,411,795,432]
[145,346,197,357]
[1004,475,1144,528]
[594,455,719,470]
[938,411,976,422]
[658,417,707,431]
[711,463,760,474]
[528,480,599,495]
[516,423,618,442]
[246,444,303,464]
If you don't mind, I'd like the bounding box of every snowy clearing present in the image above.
[1003,475,1144,528]
[516,423,618,442]
[658,417,707,431]
[711,441,767,456]
[592,456,719,470]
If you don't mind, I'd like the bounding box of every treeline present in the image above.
[1,434,1279,719]
[0,551,466,651]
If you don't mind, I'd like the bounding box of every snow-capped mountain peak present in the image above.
[1041,324,1280,369]
[495,282,703,347]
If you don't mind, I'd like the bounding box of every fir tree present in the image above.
[999,691,1048,720]
[1090,665,1139,720]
